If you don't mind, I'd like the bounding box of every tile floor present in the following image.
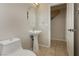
[37,40,68,56]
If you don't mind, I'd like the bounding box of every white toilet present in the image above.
[0,38,36,56]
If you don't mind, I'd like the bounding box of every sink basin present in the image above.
[29,30,41,35]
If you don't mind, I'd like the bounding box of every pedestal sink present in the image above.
[29,30,41,53]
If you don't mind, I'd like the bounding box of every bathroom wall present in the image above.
[0,4,35,49]
[38,4,51,47]
[51,8,66,41]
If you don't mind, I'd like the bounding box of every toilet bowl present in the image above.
[0,38,36,56]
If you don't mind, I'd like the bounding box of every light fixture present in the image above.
[32,3,40,8]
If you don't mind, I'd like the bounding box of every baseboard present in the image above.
[51,38,66,42]
[39,44,50,48]
[39,39,66,48]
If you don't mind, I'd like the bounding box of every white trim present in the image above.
[39,44,50,48]
[52,38,66,42]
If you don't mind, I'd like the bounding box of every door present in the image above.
[66,3,74,56]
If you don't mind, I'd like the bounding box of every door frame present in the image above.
[66,3,74,56]
[49,3,74,56]
[49,3,64,47]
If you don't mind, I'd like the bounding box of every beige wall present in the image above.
[0,4,35,49]
[51,8,66,41]
[38,4,51,47]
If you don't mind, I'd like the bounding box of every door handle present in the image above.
[68,29,76,32]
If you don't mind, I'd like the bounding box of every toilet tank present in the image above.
[0,38,22,55]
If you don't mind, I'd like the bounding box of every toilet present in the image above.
[0,38,36,56]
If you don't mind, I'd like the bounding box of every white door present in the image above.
[66,3,74,56]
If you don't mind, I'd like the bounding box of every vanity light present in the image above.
[32,3,40,8]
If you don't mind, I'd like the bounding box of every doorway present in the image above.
[51,4,66,41]
[50,4,68,55]
[50,3,74,56]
